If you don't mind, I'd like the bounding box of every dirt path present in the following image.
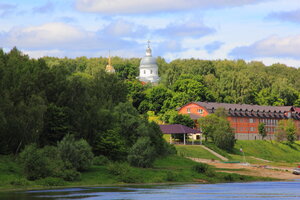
[200,145,229,161]
[188,157,299,180]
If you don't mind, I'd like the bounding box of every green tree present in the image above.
[198,108,235,150]
[93,129,127,161]
[286,119,296,144]
[170,114,194,128]
[57,135,94,171]
[127,137,156,168]
[275,120,286,142]
[258,123,267,139]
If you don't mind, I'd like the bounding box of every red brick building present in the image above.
[178,102,300,140]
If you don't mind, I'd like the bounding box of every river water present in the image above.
[1,181,300,200]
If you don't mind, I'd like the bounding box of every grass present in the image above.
[175,145,221,160]
[0,154,273,191]
[199,140,300,166]
[235,140,300,162]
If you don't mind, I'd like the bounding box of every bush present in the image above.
[107,162,142,183]
[165,171,178,181]
[107,162,131,176]
[61,169,81,181]
[19,144,49,180]
[127,137,156,168]
[162,143,177,156]
[10,178,30,186]
[204,168,216,177]
[58,134,94,171]
[224,174,234,182]
[36,177,66,186]
[192,163,210,173]
[93,155,110,166]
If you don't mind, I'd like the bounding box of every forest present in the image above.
[1,47,300,180]
[2,48,300,151]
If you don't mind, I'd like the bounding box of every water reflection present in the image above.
[1,180,300,200]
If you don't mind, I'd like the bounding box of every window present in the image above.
[143,70,146,74]
[249,118,254,123]
[250,127,254,132]
[187,108,191,113]
[240,118,243,122]
[240,127,243,131]
[197,109,203,114]
[150,70,153,74]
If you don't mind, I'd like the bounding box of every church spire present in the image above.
[146,40,152,57]
[105,50,115,73]
[108,50,111,66]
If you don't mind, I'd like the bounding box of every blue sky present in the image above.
[2,0,300,67]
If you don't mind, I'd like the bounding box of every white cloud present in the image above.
[0,22,137,51]
[156,21,215,38]
[1,22,86,49]
[229,35,300,60]
[23,49,64,58]
[103,19,147,37]
[75,0,266,14]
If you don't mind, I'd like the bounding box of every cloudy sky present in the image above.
[2,0,300,67]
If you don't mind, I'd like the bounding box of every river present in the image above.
[1,180,300,200]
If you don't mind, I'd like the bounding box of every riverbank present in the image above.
[189,157,299,180]
[0,155,275,192]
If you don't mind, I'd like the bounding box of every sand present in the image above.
[189,157,299,180]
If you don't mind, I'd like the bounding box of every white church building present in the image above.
[138,41,160,84]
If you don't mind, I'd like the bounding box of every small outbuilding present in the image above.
[159,124,201,145]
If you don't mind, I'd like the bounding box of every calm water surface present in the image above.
[1,181,300,200]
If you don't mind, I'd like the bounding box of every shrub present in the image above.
[127,137,156,168]
[61,169,81,181]
[107,162,130,176]
[19,144,49,180]
[193,163,210,173]
[10,178,30,186]
[118,172,142,183]
[165,171,178,181]
[93,155,109,166]
[107,162,141,183]
[224,174,234,182]
[36,177,65,186]
[205,168,216,177]
[57,134,94,171]
[162,143,177,156]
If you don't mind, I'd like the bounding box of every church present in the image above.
[138,41,160,84]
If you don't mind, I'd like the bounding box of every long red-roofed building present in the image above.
[178,102,300,140]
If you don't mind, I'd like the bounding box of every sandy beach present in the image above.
[189,158,299,180]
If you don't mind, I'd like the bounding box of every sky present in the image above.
[2,0,300,67]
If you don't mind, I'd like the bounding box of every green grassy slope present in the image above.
[0,154,271,191]
[175,145,221,160]
[235,140,300,162]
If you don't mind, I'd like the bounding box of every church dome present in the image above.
[140,56,157,66]
[138,41,160,84]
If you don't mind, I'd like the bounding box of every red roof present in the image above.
[159,124,199,134]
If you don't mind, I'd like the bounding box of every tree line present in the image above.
[0,48,175,180]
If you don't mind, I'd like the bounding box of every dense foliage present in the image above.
[0,48,173,174]
[42,55,300,116]
[275,119,297,143]
[198,108,236,151]
[2,47,300,165]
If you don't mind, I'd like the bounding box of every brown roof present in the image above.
[193,102,293,113]
[159,124,199,134]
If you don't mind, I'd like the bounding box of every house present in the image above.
[178,102,300,140]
